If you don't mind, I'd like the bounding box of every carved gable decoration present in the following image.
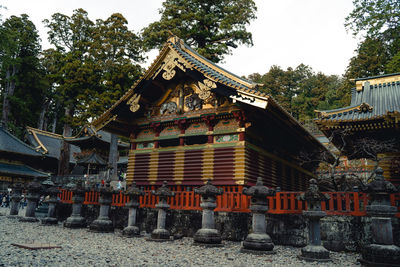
[154,78,219,116]
[153,50,193,81]
[127,93,141,113]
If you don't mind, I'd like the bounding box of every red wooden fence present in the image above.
[58,189,400,217]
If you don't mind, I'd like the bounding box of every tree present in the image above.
[44,10,144,174]
[0,14,45,137]
[248,64,343,121]
[345,0,400,74]
[142,0,257,63]
[89,13,144,177]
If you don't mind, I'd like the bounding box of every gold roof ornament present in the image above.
[198,79,217,100]
[127,93,141,113]
[356,103,373,113]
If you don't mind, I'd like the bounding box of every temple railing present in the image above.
[58,188,400,217]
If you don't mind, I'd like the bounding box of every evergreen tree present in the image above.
[345,0,400,74]
[0,14,46,138]
[142,0,257,63]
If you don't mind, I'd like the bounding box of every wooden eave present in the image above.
[92,36,270,134]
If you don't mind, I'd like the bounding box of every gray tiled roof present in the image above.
[0,162,49,178]
[317,76,400,121]
[169,38,265,98]
[0,126,42,156]
[76,152,107,165]
[26,130,80,162]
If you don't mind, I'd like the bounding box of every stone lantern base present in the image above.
[241,233,275,254]
[147,228,171,242]
[89,218,114,233]
[19,216,39,223]
[193,228,222,245]
[64,216,86,228]
[41,217,58,225]
[7,215,21,219]
[298,245,332,262]
[122,226,140,237]
[359,244,400,267]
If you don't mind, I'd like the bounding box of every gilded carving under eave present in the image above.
[152,50,193,80]
[197,79,217,100]
[127,93,141,112]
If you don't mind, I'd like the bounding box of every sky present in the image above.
[2,0,359,77]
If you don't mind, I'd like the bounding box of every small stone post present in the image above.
[8,183,23,218]
[297,179,331,262]
[64,181,87,228]
[148,181,174,241]
[20,178,42,222]
[122,182,144,237]
[193,180,223,246]
[359,167,400,266]
[41,179,59,225]
[89,179,115,232]
[241,177,276,254]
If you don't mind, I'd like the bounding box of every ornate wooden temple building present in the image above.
[26,126,80,174]
[0,126,49,190]
[27,125,128,175]
[315,73,400,185]
[92,36,328,190]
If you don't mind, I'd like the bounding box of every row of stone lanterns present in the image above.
[7,168,399,266]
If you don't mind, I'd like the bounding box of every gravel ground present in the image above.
[0,207,361,267]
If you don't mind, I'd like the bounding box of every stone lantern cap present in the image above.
[124,182,144,197]
[42,178,55,188]
[298,179,329,216]
[11,182,23,191]
[243,177,275,198]
[98,179,116,195]
[65,181,86,195]
[26,178,43,193]
[298,179,330,203]
[362,167,397,195]
[152,181,174,198]
[42,178,59,196]
[194,180,223,197]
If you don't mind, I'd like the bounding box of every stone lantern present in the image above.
[148,181,174,241]
[297,178,331,262]
[89,179,115,232]
[41,179,59,225]
[359,167,400,266]
[193,180,223,246]
[241,177,276,254]
[64,181,87,228]
[20,178,43,222]
[122,182,144,237]
[8,182,23,218]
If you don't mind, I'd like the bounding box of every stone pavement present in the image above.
[0,207,360,267]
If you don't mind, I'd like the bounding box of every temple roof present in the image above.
[92,36,271,132]
[65,125,129,149]
[76,152,107,166]
[0,162,49,178]
[315,73,400,123]
[0,126,43,157]
[26,127,80,162]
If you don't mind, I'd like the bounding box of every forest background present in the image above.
[0,0,399,140]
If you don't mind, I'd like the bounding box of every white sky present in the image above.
[2,0,359,77]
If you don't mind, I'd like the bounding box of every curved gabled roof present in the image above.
[26,127,80,162]
[0,126,42,157]
[0,162,49,178]
[315,73,400,123]
[92,36,267,130]
[91,36,329,157]
[65,125,129,149]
